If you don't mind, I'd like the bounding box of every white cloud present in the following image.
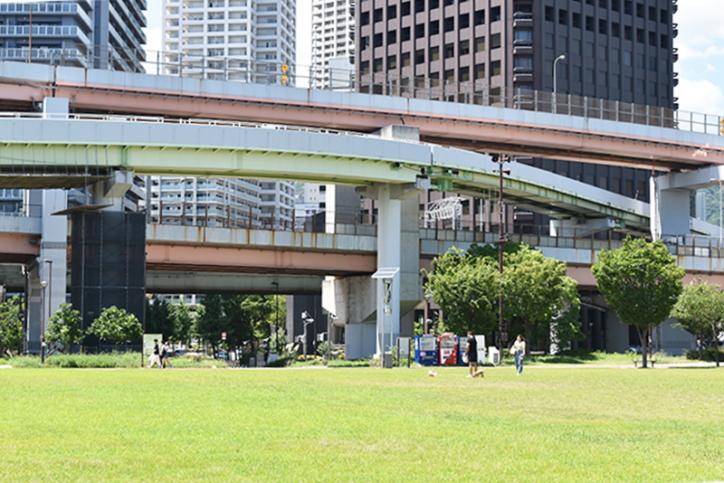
[706,63,717,73]
[676,0,724,61]
[676,78,724,115]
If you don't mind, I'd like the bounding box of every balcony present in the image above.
[0,47,87,66]
[0,25,91,46]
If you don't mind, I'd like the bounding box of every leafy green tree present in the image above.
[0,296,24,356]
[45,303,83,352]
[424,247,500,335]
[593,238,685,368]
[502,245,581,352]
[170,302,194,346]
[87,306,143,346]
[194,294,226,355]
[672,282,724,367]
[145,297,174,341]
[222,294,255,351]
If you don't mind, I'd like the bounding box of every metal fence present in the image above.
[7,48,723,136]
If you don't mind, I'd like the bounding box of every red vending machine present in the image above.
[438,333,458,366]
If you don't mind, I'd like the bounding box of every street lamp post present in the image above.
[271,281,279,353]
[44,259,53,322]
[40,280,47,361]
[553,54,566,113]
[493,154,511,351]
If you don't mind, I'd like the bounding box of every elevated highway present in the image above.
[1,113,718,235]
[0,62,723,170]
[2,222,723,294]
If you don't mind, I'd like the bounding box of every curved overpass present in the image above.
[1,61,723,170]
[0,114,665,232]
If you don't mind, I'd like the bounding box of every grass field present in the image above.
[1,367,722,482]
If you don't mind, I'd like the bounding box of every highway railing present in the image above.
[10,48,723,137]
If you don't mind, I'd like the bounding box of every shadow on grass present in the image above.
[526,351,603,365]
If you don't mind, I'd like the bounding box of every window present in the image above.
[624,26,632,41]
[373,58,383,72]
[429,0,439,8]
[514,29,532,43]
[475,36,486,52]
[430,20,439,35]
[415,49,425,64]
[402,27,411,41]
[474,10,485,25]
[612,22,620,37]
[474,63,485,79]
[598,19,607,35]
[444,17,454,32]
[429,46,440,61]
[387,5,397,19]
[572,12,581,28]
[444,69,454,82]
[460,39,470,55]
[622,50,631,66]
[660,8,668,23]
[459,67,470,81]
[491,60,501,75]
[636,3,644,18]
[585,16,594,32]
[360,11,369,26]
[444,43,455,58]
[401,1,411,15]
[401,52,410,66]
[361,37,369,50]
[612,0,620,12]
[459,13,470,28]
[415,24,425,37]
[415,0,425,13]
[373,33,383,47]
[599,0,608,7]
[648,31,656,47]
[636,28,644,43]
[373,8,382,22]
[660,34,669,49]
[360,60,369,75]
[545,6,554,22]
[387,30,397,43]
[491,6,501,22]
[559,9,568,26]
[387,55,397,69]
[491,33,501,49]
[514,56,532,70]
[648,6,656,20]
[624,0,632,15]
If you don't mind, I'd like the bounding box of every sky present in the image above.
[142,0,724,116]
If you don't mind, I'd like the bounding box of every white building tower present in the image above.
[310,0,354,89]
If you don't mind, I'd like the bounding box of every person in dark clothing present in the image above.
[466,331,483,378]
[148,339,162,369]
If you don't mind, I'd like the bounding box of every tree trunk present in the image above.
[637,326,649,368]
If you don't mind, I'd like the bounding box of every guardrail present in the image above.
[9,49,723,137]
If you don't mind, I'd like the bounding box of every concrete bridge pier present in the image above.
[650,175,693,239]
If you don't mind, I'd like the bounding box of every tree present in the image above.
[502,245,581,352]
[194,294,226,355]
[45,303,83,352]
[593,238,685,368]
[672,282,724,367]
[87,306,143,346]
[0,296,23,356]
[145,297,174,341]
[424,247,500,335]
[170,302,194,346]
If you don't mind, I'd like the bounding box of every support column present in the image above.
[650,175,691,239]
[27,98,70,352]
[549,217,618,238]
[375,184,402,356]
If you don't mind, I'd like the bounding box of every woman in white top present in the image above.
[510,335,526,375]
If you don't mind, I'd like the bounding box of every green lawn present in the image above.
[1,367,722,482]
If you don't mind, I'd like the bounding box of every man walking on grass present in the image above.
[147,339,162,369]
[466,331,483,378]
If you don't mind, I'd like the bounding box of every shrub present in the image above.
[686,348,724,362]
[87,307,142,345]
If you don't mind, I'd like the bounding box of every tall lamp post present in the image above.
[271,281,279,352]
[552,54,566,113]
[44,259,53,321]
[40,279,47,361]
[493,154,511,352]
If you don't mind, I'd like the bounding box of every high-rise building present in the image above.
[161,0,297,228]
[311,0,355,88]
[147,177,262,228]
[0,0,146,71]
[356,0,677,203]
[163,0,295,80]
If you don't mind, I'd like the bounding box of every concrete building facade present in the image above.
[311,0,355,88]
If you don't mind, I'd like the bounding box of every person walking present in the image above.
[465,331,483,378]
[510,335,526,375]
[148,339,162,369]
[161,341,172,368]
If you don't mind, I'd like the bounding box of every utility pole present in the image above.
[495,154,510,351]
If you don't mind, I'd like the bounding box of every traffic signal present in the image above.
[720,117,724,136]
[280,63,289,86]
